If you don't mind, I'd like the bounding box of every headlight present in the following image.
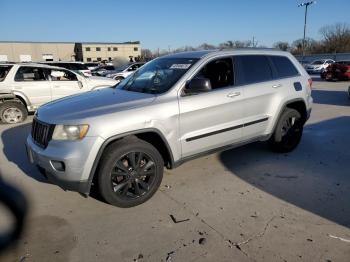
[52,125,89,141]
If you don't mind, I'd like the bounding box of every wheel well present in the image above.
[134,132,172,168]
[15,95,27,108]
[286,100,307,123]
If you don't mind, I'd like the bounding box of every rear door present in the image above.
[12,66,51,107]
[235,55,284,139]
[179,57,244,157]
[47,68,82,101]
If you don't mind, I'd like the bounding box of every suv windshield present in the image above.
[119,58,198,94]
[0,65,12,81]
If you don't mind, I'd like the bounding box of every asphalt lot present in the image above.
[0,78,350,262]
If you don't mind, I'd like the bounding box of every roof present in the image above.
[0,41,140,45]
[163,48,287,59]
[0,62,68,70]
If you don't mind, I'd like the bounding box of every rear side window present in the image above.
[0,65,12,82]
[235,55,273,85]
[269,56,299,78]
[15,67,47,81]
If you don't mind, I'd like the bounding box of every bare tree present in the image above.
[141,49,152,59]
[273,41,290,51]
[319,23,350,53]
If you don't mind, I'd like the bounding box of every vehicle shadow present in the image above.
[1,122,49,183]
[312,89,350,106]
[219,116,350,227]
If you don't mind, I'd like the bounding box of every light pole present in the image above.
[298,1,315,62]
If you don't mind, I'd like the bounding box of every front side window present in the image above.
[270,56,299,78]
[0,65,12,82]
[194,58,234,90]
[15,67,47,81]
[311,60,323,65]
[119,58,198,94]
[48,69,77,81]
[235,55,273,85]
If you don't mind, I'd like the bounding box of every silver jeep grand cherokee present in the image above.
[26,49,313,207]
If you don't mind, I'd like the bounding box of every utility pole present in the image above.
[298,1,315,62]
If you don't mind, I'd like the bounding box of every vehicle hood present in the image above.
[37,88,156,123]
[87,76,118,85]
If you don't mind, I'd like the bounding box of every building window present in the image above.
[97,57,102,61]
[113,47,118,51]
[96,47,101,51]
[134,47,138,51]
[85,47,91,51]
[87,58,92,62]
[108,47,111,51]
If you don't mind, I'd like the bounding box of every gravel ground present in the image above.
[0,78,349,262]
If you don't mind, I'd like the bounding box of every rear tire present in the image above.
[268,108,303,153]
[98,137,164,208]
[0,101,28,124]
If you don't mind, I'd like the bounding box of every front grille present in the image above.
[31,118,55,148]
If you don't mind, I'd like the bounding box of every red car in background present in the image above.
[321,60,350,81]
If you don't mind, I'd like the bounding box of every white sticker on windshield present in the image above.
[170,64,192,69]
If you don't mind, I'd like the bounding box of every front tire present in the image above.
[269,108,303,153]
[98,138,164,208]
[0,101,28,124]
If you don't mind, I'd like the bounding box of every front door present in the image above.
[48,68,83,101]
[178,57,244,158]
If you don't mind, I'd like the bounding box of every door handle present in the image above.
[227,92,241,98]
[272,84,282,88]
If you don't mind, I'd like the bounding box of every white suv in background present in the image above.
[0,63,117,123]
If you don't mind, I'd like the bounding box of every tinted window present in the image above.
[15,67,47,81]
[194,58,233,90]
[270,56,299,78]
[236,55,273,85]
[0,65,12,82]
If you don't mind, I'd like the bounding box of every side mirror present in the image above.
[184,78,212,95]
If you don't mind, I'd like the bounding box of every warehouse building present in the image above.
[0,41,141,63]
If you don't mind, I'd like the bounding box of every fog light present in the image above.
[51,161,65,172]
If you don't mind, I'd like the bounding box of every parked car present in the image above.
[106,62,145,81]
[304,59,334,74]
[0,63,118,123]
[91,65,116,77]
[84,62,100,71]
[26,49,312,207]
[41,62,92,77]
[320,60,350,81]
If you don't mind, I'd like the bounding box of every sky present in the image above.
[0,0,349,52]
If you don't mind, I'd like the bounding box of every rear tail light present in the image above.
[308,78,313,89]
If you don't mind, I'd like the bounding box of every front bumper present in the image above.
[26,135,105,195]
